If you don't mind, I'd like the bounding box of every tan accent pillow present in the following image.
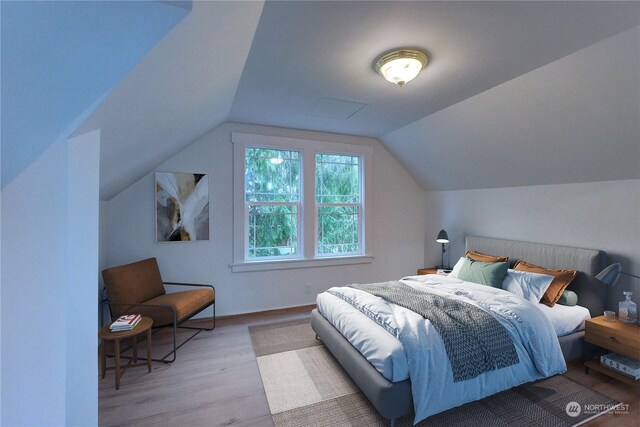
[465,250,509,263]
[513,261,577,307]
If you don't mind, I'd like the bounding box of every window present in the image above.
[315,154,361,256]
[245,148,300,259]
[232,133,372,272]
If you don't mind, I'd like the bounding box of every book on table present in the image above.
[110,314,142,332]
[600,352,640,380]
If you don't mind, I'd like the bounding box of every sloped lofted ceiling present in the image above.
[43,1,639,198]
[382,25,640,191]
[0,0,190,189]
[73,1,265,200]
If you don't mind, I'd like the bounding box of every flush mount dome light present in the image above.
[375,48,428,87]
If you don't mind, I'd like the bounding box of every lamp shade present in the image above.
[436,230,449,244]
[596,263,622,286]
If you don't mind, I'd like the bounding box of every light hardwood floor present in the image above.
[99,308,640,426]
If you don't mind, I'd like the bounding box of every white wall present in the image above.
[66,130,100,425]
[102,122,426,316]
[0,131,100,426]
[1,139,68,425]
[424,179,640,310]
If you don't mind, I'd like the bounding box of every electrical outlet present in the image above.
[305,283,312,294]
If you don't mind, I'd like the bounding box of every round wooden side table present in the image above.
[99,316,153,390]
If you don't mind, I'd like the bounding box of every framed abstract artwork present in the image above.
[155,172,209,242]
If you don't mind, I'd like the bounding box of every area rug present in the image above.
[250,318,622,427]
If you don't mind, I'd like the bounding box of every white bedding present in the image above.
[536,301,591,336]
[317,274,568,423]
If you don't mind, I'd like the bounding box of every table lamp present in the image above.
[436,230,450,269]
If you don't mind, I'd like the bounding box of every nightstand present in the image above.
[584,315,639,385]
[417,268,438,275]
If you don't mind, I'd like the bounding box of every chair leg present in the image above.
[156,315,178,364]
[177,302,216,331]
[158,302,216,363]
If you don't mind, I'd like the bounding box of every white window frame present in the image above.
[231,132,373,272]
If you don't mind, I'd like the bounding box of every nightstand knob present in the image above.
[608,336,618,343]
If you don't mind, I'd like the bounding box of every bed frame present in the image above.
[311,236,607,426]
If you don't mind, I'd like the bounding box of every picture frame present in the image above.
[155,171,209,242]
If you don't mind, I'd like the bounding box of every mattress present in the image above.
[317,274,589,382]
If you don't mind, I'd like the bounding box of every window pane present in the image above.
[248,204,298,258]
[315,154,360,203]
[317,206,359,255]
[246,148,300,202]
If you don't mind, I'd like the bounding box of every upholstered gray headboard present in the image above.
[466,236,608,317]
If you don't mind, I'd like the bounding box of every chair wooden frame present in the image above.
[101,282,215,363]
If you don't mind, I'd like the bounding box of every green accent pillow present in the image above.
[557,290,578,306]
[458,258,510,288]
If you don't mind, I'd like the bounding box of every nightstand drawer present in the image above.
[585,319,640,360]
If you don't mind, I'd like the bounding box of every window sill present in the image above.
[230,255,374,273]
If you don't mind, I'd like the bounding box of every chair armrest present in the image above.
[163,281,214,289]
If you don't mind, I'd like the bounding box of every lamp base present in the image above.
[436,265,452,270]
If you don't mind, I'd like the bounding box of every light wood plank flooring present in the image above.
[99,308,639,426]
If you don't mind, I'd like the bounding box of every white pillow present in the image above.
[501,269,554,304]
[448,257,466,279]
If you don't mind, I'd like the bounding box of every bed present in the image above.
[311,236,608,426]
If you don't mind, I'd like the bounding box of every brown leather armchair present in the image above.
[101,257,215,363]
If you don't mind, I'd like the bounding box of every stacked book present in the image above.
[110,314,142,332]
[600,352,640,380]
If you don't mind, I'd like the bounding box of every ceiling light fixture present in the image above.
[375,48,428,87]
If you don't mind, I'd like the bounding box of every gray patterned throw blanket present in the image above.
[346,281,519,382]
